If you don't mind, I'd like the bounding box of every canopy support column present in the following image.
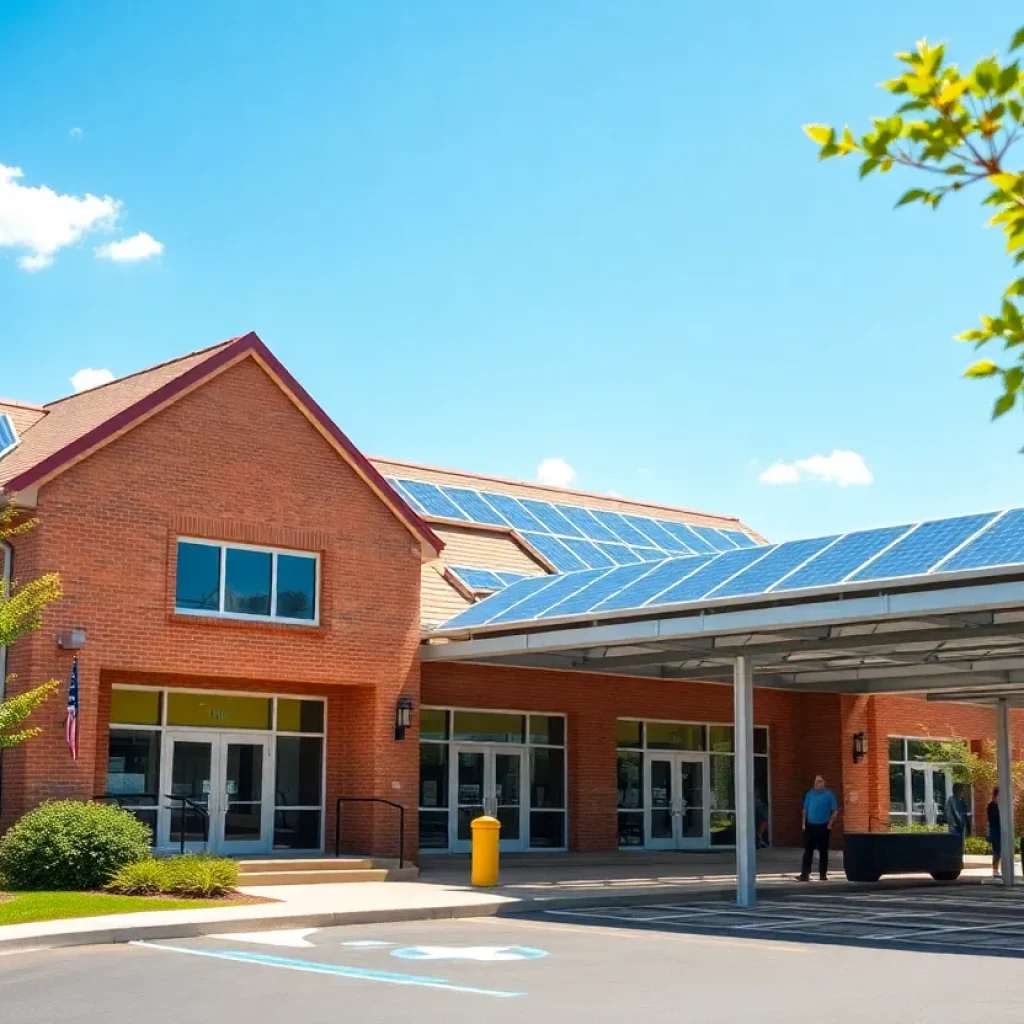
[996,697,1015,887]
[734,655,757,907]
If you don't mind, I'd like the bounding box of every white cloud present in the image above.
[95,231,163,263]
[637,467,652,478]
[0,163,120,271]
[69,127,83,139]
[537,457,576,488]
[759,449,873,488]
[70,368,116,392]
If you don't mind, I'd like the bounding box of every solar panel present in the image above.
[560,537,615,568]
[644,547,772,607]
[395,479,468,521]
[596,554,714,612]
[517,499,584,538]
[557,505,621,542]
[630,547,666,562]
[721,530,756,549]
[437,507,1024,631]
[773,525,914,592]
[598,542,642,565]
[441,574,562,629]
[538,561,662,618]
[442,487,510,527]
[940,509,1024,572]
[660,521,718,554]
[483,493,548,532]
[521,532,588,571]
[486,567,613,624]
[710,536,838,599]
[496,571,531,586]
[849,513,999,582]
[450,566,504,591]
[0,414,18,456]
[689,525,736,552]
[590,510,654,547]
[386,477,427,514]
[635,517,694,553]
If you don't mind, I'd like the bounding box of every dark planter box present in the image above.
[843,832,964,882]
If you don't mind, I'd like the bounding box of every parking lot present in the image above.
[547,883,1024,956]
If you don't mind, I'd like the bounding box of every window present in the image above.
[175,539,318,624]
[888,735,962,829]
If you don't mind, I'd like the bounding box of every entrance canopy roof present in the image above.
[422,508,1024,699]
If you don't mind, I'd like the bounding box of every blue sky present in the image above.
[1,1,1022,541]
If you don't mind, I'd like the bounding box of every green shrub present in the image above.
[161,853,239,897]
[105,854,239,898]
[964,836,993,855]
[104,858,165,895]
[0,801,151,891]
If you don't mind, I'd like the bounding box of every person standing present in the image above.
[798,775,838,881]
[987,786,1001,879]
[945,783,970,839]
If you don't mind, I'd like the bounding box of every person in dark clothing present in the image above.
[988,787,1002,879]
[798,774,838,881]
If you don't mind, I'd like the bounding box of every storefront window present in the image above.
[617,720,643,749]
[107,730,160,837]
[110,688,162,726]
[646,722,705,751]
[452,711,525,744]
[529,715,565,746]
[277,699,324,733]
[708,726,734,752]
[530,748,565,809]
[420,708,449,741]
[166,692,272,730]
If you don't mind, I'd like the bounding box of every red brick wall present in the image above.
[2,357,422,856]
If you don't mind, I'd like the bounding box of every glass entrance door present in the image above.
[645,753,709,850]
[907,763,954,827]
[450,745,527,853]
[160,731,271,854]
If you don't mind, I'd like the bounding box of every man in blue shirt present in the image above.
[798,774,838,881]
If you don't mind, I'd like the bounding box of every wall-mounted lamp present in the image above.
[57,628,87,650]
[395,696,414,741]
[852,731,867,764]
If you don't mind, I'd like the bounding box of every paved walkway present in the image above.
[0,848,1013,952]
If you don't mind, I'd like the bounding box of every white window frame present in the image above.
[107,686,327,854]
[418,705,568,854]
[887,735,965,828]
[175,537,320,626]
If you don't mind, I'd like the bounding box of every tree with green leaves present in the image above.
[0,500,61,747]
[804,27,1024,424]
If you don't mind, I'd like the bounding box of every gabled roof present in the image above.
[0,332,442,558]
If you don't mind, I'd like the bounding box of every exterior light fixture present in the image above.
[395,696,413,741]
[852,731,867,764]
[57,628,87,650]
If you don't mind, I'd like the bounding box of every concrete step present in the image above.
[236,858,374,875]
[240,868,391,886]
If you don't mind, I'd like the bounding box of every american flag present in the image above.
[65,658,79,761]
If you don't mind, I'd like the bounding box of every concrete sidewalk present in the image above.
[0,848,1012,953]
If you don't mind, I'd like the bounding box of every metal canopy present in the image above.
[422,575,1024,699]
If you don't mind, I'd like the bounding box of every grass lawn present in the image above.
[0,891,230,926]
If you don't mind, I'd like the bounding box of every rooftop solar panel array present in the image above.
[448,566,531,593]
[0,415,17,457]
[438,507,1024,631]
[385,476,757,565]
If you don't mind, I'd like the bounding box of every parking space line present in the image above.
[131,942,525,998]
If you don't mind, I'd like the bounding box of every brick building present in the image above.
[0,332,1019,860]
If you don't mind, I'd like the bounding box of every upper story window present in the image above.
[175,539,319,625]
[0,414,19,458]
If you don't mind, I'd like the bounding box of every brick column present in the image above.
[568,705,617,851]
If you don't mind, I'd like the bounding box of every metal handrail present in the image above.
[334,797,406,869]
[165,794,210,855]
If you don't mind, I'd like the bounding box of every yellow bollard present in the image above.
[470,814,501,887]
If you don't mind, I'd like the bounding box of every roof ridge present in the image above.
[43,336,244,408]
[369,455,743,525]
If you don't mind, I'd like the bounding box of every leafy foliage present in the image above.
[804,29,1024,426]
[0,498,62,746]
[0,801,152,891]
[106,853,239,898]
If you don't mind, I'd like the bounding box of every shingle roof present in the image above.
[0,332,442,556]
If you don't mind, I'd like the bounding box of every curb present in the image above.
[0,874,989,953]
